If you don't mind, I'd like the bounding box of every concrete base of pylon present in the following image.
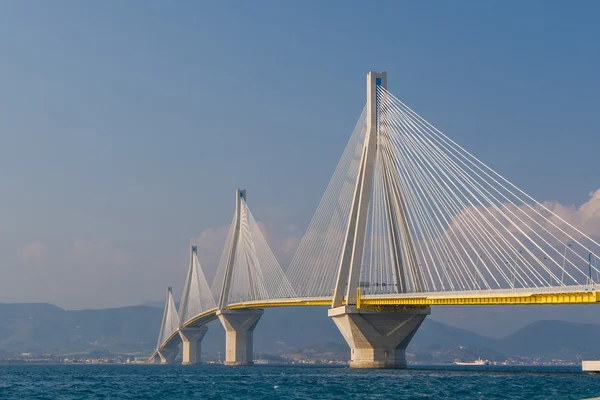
[147,352,160,364]
[179,326,208,365]
[328,305,430,369]
[158,346,179,364]
[217,309,263,366]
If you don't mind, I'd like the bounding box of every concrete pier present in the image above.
[217,309,263,366]
[583,360,600,372]
[329,305,430,368]
[157,346,179,364]
[179,326,208,365]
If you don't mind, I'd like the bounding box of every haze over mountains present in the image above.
[1,302,600,362]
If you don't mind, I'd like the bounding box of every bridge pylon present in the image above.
[328,71,430,369]
[155,286,180,364]
[216,189,264,366]
[178,245,213,364]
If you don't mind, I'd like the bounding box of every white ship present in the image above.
[454,357,489,366]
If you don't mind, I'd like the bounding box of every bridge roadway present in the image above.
[151,284,600,360]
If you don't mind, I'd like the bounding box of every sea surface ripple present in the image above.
[0,364,598,399]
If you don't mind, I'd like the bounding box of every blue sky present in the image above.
[0,1,599,317]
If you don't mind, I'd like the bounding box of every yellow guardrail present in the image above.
[226,288,600,309]
[228,299,332,309]
[360,291,600,306]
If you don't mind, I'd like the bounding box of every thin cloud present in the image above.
[18,242,46,266]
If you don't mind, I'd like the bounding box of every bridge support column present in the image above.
[217,309,263,366]
[179,326,208,365]
[328,305,430,368]
[157,346,179,364]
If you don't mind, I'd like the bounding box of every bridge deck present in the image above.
[227,285,600,308]
[153,285,600,353]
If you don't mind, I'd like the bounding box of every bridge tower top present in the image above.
[367,71,386,129]
[367,70,387,89]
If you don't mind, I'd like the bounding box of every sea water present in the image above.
[0,364,598,399]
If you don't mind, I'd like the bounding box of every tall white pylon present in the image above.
[328,71,430,369]
[214,189,296,365]
[155,286,180,364]
[215,189,296,307]
[331,72,383,307]
[215,189,262,366]
[179,245,217,325]
[218,189,245,310]
[156,287,180,348]
[332,71,423,308]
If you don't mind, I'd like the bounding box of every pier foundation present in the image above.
[328,305,430,368]
[217,309,263,366]
[179,326,208,365]
[157,346,179,364]
[582,360,600,372]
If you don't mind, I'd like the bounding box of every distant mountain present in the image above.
[407,319,507,363]
[413,319,491,349]
[1,302,600,362]
[428,305,600,339]
[139,300,164,309]
[0,303,161,356]
[140,300,180,309]
[497,320,600,360]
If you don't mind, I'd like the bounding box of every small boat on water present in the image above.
[454,357,489,366]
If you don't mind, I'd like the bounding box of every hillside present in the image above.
[497,320,600,360]
[0,303,161,356]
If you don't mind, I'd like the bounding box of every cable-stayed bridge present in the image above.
[149,71,600,368]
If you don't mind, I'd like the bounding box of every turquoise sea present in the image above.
[0,364,598,399]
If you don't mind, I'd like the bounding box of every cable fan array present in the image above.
[156,288,180,348]
[288,85,600,298]
[374,85,600,292]
[213,197,296,305]
[287,107,367,298]
[179,249,217,325]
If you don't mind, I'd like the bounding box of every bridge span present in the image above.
[150,71,600,368]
